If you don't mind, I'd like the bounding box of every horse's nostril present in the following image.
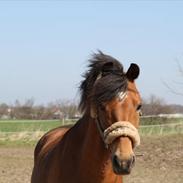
[113,155,121,169]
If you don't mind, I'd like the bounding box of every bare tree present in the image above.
[0,98,79,120]
[163,61,183,96]
[13,98,35,119]
[0,103,9,118]
[142,95,173,115]
[49,99,79,119]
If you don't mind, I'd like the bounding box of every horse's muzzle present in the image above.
[112,154,135,175]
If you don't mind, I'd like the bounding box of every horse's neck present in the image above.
[74,114,122,183]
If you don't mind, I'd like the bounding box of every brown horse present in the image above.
[31,51,142,183]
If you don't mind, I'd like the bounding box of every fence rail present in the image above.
[140,122,183,128]
[0,121,183,141]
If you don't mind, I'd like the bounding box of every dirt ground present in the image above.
[125,134,183,183]
[0,134,183,183]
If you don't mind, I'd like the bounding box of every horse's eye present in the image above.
[136,104,142,111]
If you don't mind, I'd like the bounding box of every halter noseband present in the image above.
[96,118,140,149]
[103,121,140,148]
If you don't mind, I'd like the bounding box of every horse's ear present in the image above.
[126,63,140,81]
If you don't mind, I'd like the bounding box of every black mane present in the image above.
[79,51,127,112]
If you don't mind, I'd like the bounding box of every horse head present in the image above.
[80,51,141,175]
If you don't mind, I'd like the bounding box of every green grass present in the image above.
[0,118,183,146]
[139,123,183,136]
[140,117,183,125]
[0,119,74,132]
[140,117,183,136]
[0,139,37,147]
[0,119,75,146]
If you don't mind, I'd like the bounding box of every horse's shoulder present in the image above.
[34,125,73,163]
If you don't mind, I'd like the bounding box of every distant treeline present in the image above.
[0,95,183,120]
[0,99,79,120]
[142,95,183,115]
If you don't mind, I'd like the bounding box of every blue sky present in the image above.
[0,1,183,105]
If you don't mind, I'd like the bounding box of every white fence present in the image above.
[0,115,183,140]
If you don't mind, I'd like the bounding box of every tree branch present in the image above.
[163,81,183,96]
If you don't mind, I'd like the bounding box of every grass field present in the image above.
[140,117,183,135]
[0,119,73,146]
[0,120,68,132]
[0,117,183,145]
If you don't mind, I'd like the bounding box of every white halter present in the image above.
[104,121,140,148]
